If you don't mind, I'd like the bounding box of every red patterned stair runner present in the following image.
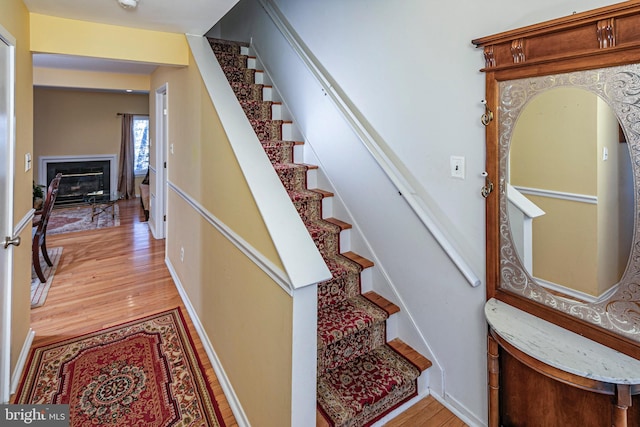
[208,38,430,427]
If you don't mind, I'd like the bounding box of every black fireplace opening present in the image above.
[46,160,111,206]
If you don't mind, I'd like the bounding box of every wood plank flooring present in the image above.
[18,198,467,427]
[384,396,468,427]
[16,199,238,426]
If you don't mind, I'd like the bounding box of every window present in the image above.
[133,115,149,175]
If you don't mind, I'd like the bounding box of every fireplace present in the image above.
[40,155,118,206]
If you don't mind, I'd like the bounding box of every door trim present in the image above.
[0,23,16,404]
[153,83,168,240]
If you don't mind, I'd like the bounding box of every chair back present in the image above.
[35,173,62,238]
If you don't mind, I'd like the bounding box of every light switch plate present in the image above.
[450,156,465,179]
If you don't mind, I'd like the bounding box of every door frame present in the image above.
[0,24,16,404]
[153,84,168,240]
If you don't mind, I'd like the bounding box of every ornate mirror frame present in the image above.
[473,1,640,359]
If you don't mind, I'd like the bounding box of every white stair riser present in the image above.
[292,144,304,163]
[321,193,333,219]
[271,103,283,120]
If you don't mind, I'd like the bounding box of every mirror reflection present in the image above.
[507,87,634,302]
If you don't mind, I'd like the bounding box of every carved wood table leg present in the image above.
[488,334,500,427]
[612,384,631,427]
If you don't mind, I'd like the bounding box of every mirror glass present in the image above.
[508,87,634,303]
[498,64,640,341]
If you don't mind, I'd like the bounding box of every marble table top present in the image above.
[485,298,640,384]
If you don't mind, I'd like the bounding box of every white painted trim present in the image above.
[14,209,34,237]
[168,182,294,295]
[10,328,34,395]
[0,23,16,405]
[38,154,118,199]
[513,185,597,204]
[187,34,331,290]
[290,285,318,426]
[165,259,250,427]
[437,391,484,427]
[153,83,168,240]
[255,0,481,289]
[507,184,545,218]
[535,276,620,304]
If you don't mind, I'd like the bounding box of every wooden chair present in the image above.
[32,173,62,283]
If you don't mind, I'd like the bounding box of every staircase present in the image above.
[208,38,431,427]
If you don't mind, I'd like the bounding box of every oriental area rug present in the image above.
[14,308,226,427]
[47,204,120,235]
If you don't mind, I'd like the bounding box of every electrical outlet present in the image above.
[180,247,184,262]
[450,156,465,179]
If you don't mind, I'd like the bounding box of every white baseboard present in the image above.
[165,258,250,427]
[432,391,486,427]
[10,328,35,395]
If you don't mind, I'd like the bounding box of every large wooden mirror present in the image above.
[473,1,640,359]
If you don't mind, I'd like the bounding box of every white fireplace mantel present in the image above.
[39,155,119,198]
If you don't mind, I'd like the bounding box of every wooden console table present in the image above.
[485,299,640,427]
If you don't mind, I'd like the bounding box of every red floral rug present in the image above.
[15,308,226,427]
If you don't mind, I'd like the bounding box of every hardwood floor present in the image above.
[17,199,238,426]
[21,198,468,427]
[383,396,468,427]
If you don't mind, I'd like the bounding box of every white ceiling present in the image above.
[25,0,239,75]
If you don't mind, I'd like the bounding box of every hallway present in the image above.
[19,198,238,426]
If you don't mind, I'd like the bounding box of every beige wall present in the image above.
[30,13,188,66]
[33,67,150,93]
[167,193,293,426]
[511,87,597,195]
[151,53,293,426]
[0,0,33,379]
[33,88,149,192]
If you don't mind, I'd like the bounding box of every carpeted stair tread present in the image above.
[261,140,295,163]
[324,217,353,231]
[242,101,275,120]
[215,52,248,69]
[318,321,386,375]
[362,291,400,316]
[222,66,255,84]
[311,188,334,198]
[317,296,388,347]
[250,118,283,140]
[230,82,264,101]
[317,255,363,309]
[307,220,343,258]
[208,38,249,50]
[342,251,374,270]
[275,163,309,192]
[387,338,433,372]
[317,345,420,427]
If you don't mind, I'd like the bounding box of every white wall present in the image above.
[212,0,616,424]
